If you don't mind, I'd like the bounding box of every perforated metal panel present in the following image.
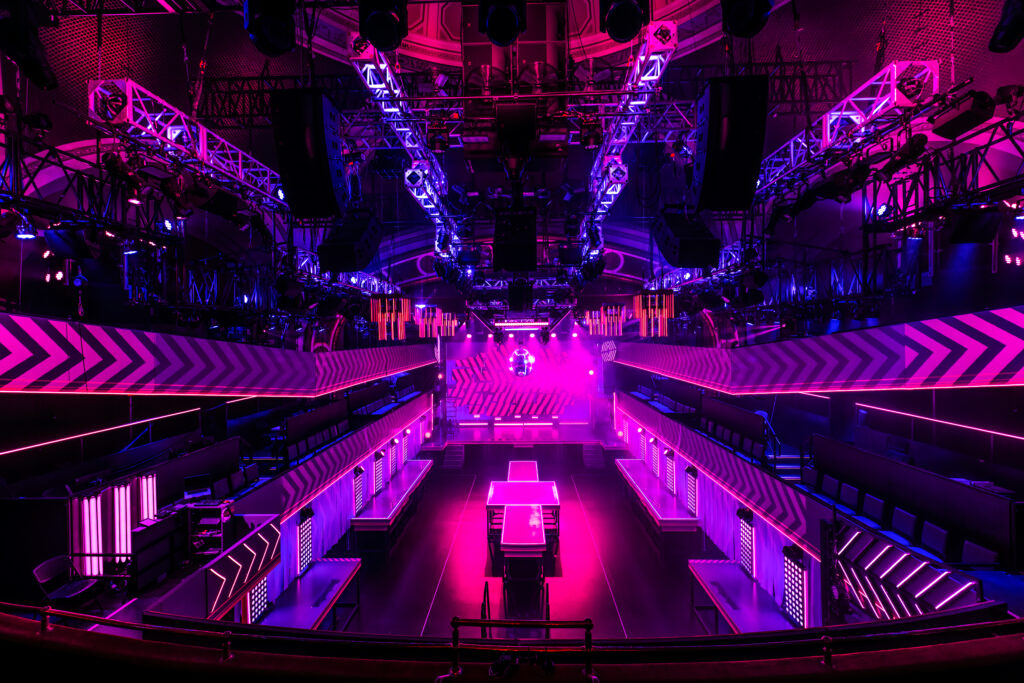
[665,451,676,495]
[784,547,807,627]
[740,515,754,577]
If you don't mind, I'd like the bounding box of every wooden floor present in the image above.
[337,443,723,639]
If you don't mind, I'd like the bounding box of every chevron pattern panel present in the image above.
[0,312,435,396]
[315,344,435,395]
[614,305,1024,394]
[234,393,433,519]
[616,392,832,558]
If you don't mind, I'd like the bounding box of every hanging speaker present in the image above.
[653,206,721,268]
[690,76,769,211]
[317,210,382,272]
[270,89,349,218]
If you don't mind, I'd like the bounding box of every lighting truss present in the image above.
[87,79,286,208]
[757,61,940,195]
[352,46,459,261]
[862,115,1024,228]
[580,21,678,261]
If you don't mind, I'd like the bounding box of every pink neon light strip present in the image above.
[0,407,201,457]
[855,402,1024,442]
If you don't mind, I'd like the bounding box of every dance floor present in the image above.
[338,443,720,639]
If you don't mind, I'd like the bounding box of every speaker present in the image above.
[691,76,769,211]
[493,206,537,272]
[270,89,348,218]
[654,207,721,268]
[930,91,996,139]
[508,279,533,311]
[317,210,382,271]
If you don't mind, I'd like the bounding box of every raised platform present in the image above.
[689,559,795,634]
[260,558,361,631]
[351,459,432,532]
[615,458,699,532]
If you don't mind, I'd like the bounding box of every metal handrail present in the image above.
[443,617,596,682]
[480,582,491,638]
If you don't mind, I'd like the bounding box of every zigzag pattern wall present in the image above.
[613,305,1024,394]
[0,312,436,396]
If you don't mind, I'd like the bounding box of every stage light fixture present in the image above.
[600,0,649,43]
[990,0,1024,53]
[877,134,929,183]
[580,117,603,150]
[479,0,525,46]
[15,222,36,240]
[720,0,775,38]
[359,0,409,52]
[244,0,296,56]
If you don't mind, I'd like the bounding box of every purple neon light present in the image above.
[855,402,1024,442]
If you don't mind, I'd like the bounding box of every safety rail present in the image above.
[1,598,1021,676]
[480,582,492,638]
[441,617,596,683]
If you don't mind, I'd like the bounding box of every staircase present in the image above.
[582,444,605,469]
[770,448,803,481]
[442,443,465,470]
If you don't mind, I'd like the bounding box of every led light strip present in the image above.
[855,402,1024,442]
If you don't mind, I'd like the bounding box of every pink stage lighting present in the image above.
[572,332,579,338]
[589,369,595,375]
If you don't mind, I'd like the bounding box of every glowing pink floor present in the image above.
[338,443,720,639]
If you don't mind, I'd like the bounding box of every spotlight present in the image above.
[529,332,535,338]
[990,0,1024,53]
[42,249,51,258]
[437,373,443,380]
[359,0,409,52]
[572,332,579,338]
[617,430,624,438]
[877,134,929,183]
[479,0,525,46]
[428,118,450,152]
[44,273,50,282]
[720,0,775,39]
[21,111,52,138]
[580,117,603,150]
[244,0,296,56]
[274,186,286,202]
[54,270,63,281]
[589,369,595,376]
[600,0,649,43]
[15,222,36,240]
[876,203,891,219]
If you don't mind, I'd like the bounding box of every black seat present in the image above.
[961,539,999,566]
[33,556,102,609]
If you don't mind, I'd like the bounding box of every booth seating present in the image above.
[260,558,361,631]
[351,460,432,554]
[395,384,421,403]
[797,464,1001,567]
[689,559,795,634]
[698,398,769,465]
[616,458,699,535]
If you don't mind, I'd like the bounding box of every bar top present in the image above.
[507,460,539,481]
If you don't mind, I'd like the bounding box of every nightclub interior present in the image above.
[2,0,1024,679]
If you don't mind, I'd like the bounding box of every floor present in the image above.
[339,443,722,640]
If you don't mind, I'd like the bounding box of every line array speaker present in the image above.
[690,76,769,211]
[271,89,348,218]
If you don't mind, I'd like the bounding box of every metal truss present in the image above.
[351,46,459,261]
[53,0,207,15]
[288,246,400,296]
[86,79,286,208]
[757,61,940,196]
[661,61,854,116]
[862,116,1024,228]
[580,21,677,261]
[197,74,367,128]
[0,136,172,235]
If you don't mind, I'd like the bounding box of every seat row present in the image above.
[798,467,999,566]
[284,420,350,463]
[698,415,767,463]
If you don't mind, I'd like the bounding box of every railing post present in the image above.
[450,618,461,677]
[40,606,50,634]
[820,634,832,668]
[584,618,594,680]
[221,631,233,661]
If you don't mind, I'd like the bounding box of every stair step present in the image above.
[442,444,465,470]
